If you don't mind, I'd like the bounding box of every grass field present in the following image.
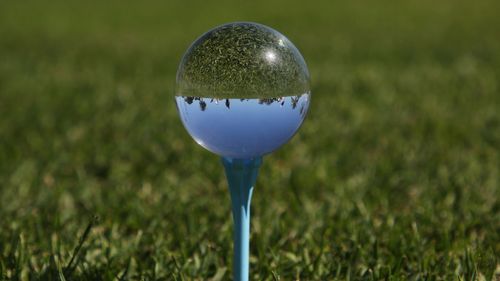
[1,0,499,280]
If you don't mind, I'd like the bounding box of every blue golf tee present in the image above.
[222,157,262,281]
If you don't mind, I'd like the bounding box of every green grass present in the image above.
[0,0,499,280]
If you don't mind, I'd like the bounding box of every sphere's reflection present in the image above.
[175,22,311,158]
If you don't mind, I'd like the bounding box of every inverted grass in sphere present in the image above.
[175,22,310,99]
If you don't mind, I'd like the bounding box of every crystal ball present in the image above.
[175,22,311,159]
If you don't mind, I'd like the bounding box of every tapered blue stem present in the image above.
[222,157,262,281]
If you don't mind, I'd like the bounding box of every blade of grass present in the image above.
[63,216,99,278]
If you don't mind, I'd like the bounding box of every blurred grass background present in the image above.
[0,0,499,280]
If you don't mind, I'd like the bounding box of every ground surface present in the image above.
[0,0,499,280]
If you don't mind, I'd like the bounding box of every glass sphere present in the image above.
[175,22,311,159]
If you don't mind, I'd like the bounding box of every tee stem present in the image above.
[221,157,262,281]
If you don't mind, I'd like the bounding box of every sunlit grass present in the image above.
[0,0,499,280]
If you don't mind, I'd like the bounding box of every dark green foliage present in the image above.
[0,0,499,280]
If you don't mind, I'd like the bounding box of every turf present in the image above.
[0,0,499,280]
